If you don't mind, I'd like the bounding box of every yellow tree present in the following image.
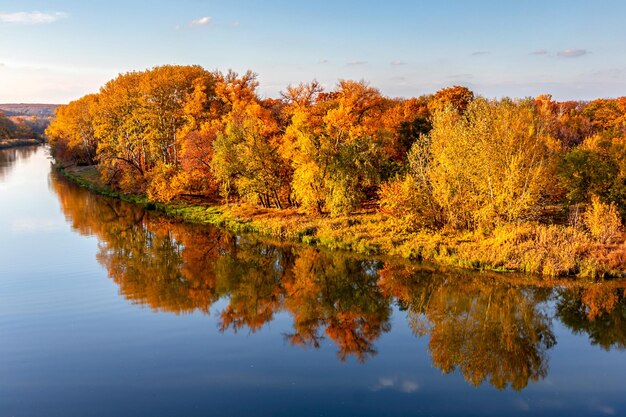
[211,71,292,208]
[93,65,218,197]
[94,70,149,192]
[139,65,216,167]
[583,97,626,137]
[140,65,218,201]
[46,94,100,165]
[280,81,327,212]
[286,80,386,215]
[429,98,559,229]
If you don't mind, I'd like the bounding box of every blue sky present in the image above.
[1,0,626,103]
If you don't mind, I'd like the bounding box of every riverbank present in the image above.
[58,164,626,279]
[0,138,44,149]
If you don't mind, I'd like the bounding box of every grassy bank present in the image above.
[58,165,626,280]
[0,138,44,149]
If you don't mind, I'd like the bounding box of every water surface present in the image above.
[1,146,625,416]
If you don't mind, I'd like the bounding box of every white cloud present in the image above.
[378,377,395,388]
[347,60,367,66]
[400,381,419,393]
[0,11,67,24]
[190,16,212,26]
[318,59,329,64]
[558,48,589,58]
[599,406,616,416]
[371,377,419,393]
[391,60,407,66]
[531,49,549,55]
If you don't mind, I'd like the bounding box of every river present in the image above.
[1,145,625,416]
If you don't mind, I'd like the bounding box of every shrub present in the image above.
[457,223,593,276]
[379,174,439,231]
[584,195,623,244]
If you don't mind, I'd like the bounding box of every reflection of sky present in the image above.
[0,147,625,416]
[9,217,67,232]
[0,147,61,234]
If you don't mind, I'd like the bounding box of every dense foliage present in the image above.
[47,65,626,246]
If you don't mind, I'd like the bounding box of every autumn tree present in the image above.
[428,85,474,114]
[0,112,14,139]
[534,94,592,148]
[583,97,626,137]
[211,71,292,208]
[45,94,99,165]
[428,98,559,229]
[93,70,150,191]
[379,133,442,230]
[175,127,219,199]
[47,65,626,233]
[285,80,386,215]
[93,65,217,197]
[378,97,431,177]
[558,134,626,215]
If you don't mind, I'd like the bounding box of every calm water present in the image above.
[1,146,626,416]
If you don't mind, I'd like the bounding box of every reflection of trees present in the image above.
[0,148,18,181]
[51,172,391,361]
[0,146,40,181]
[215,243,293,332]
[51,172,229,313]
[98,220,227,314]
[379,264,556,391]
[283,249,391,362]
[50,171,626,384]
[556,285,626,350]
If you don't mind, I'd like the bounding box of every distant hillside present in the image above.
[0,104,58,118]
[0,104,59,140]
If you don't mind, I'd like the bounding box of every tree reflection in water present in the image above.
[556,285,626,350]
[379,264,556,391]
[51,170,626,390]
[0,146,40,181]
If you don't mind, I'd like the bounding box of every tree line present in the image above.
[0,112,41,140]
[46,64,626,233]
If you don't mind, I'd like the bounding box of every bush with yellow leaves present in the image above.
[584,195,623,244]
